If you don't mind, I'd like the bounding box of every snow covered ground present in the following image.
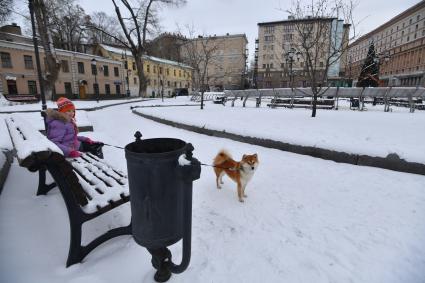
[133,97,425,164]
[1,98,425,283]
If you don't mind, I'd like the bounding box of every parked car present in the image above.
[172,88,189,97]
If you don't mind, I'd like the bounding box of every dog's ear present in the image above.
[253,153,258,158]
[242,154,247,159]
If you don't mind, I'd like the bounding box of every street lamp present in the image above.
[285,47,301,89]
[122,52,131,97]
[373,52,391,86]
[28,0,47,130]
[91,58,99,103]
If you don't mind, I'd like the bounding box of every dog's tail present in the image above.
[213,149,232,165]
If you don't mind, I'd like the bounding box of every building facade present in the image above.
[181,34,248,90]
[255,17,349,89]
[96,44,193,98]
[0,27,126,99]
[348,1,425,87]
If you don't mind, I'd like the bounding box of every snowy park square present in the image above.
[0,97,425,283]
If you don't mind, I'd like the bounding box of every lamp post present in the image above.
[122,52,131,97]
[28,0,47,130]
[374,52,391,79]
[285,47,301,89]
[91,58,99,103]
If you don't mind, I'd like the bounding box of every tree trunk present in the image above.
[311,92,317,117]
[34,0,60,101]
[134,55,146,97]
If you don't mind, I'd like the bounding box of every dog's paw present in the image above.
[216,185,222,189]
[220,180,224,184]
[239,198,244,203]
[243,194,248,198]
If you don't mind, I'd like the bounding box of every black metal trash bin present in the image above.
[125,132,201,282]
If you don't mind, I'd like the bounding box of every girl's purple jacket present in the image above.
[45,109,88,157]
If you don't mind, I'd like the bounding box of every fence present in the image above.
[222,87,425,112]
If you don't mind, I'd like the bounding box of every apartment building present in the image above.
[348,1,425,87]
[255,17,349,88]
[150,33,248,90]
[0,26,126,99]
[183,34,248,90]
[96,44,193,97]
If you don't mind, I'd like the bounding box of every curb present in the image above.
[0,150,14,195]
[132,110,425,176]
[0,98,154,114]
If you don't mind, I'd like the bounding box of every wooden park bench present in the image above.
[4,94,39,103]
[268,97,335,109]
[5,115,131,267]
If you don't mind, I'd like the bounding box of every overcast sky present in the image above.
[10,0,420,61]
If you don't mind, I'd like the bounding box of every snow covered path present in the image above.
[1,103,425,283]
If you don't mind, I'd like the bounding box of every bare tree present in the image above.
[87,0,186,97]
[286,0,357,117]
[180,25,223,109]
[87,11,124,44]
[32,0,61,100]
[46,0,87,52]
[0,0,13,24]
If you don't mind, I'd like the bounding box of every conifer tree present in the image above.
[357,43,379,87]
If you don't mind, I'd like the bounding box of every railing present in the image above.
[223,87,425,112]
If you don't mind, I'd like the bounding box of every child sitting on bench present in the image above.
[45,97,103,158]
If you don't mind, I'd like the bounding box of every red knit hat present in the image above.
[56,97,75,113]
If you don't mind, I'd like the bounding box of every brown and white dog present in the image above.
[213,150,259,202]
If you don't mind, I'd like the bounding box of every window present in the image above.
[64,82,72,96]
[147,64,150,72]
[1,52,12,68]
[179,70,182,77]
[132,62,136,70]
[174,69,176,76]
[264,35,274,42]
[159,67,163,74]
[24,55,33,69]
[78,62,85,74]
[114,67,119,77]
[105,84,110,95]
[115,84,121,95]
[134,77,137,85]
[166,68,169,75]
[28,80,37,95]
[103,65,109,76]
[264,26,275,33]
[154,66,156,73]
[61,60,69,72]
[91,63,97,75]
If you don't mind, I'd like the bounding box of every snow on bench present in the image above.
[5,114,131,267]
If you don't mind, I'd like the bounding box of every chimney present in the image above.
[0,23,22,35]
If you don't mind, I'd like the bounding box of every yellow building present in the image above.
[96,44,193,97]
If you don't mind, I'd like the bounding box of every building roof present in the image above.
[191,33,248,44]
[99,44,193,69]
[349,1,425,46]
[0,39,119,64]
[258,17,337,26]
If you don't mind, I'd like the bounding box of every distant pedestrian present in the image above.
[45,97,104,158]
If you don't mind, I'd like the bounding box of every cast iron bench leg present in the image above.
[37,168,57,196]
